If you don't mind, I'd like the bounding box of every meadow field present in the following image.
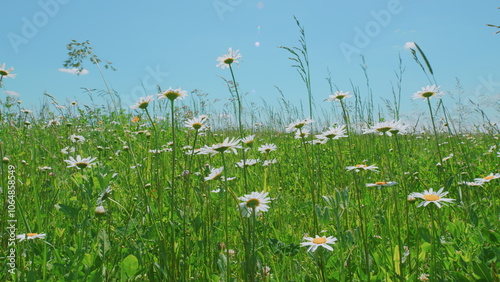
[1,40,500,281]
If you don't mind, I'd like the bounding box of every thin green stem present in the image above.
[228,64,249,193]
[169,99,178,279]
[426,99,443,180]
[299,129,319,234]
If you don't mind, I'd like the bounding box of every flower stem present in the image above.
[299,129,319,234]
[169,99,178,278]
[426,98,444,179]
[228,64,249,193]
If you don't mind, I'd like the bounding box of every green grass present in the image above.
[0,100,499,281]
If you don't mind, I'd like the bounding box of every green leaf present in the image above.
[82,253,93,268]
[473,262,492,281]
[418,227,431,243]
[121,254,139,278]
[55,204,80,218]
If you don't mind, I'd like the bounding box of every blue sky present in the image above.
[2,0,499,121]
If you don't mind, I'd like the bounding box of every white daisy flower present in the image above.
[216,47,242,69]
[316,125,348,140]
[38,166,52,171]
[157,87,188,101]
[130,95,154,109]
[211,137,242,154]
[196,146,218,156]
[258,143,277,154]
[363,120,407,136]
[412,85,444,100]
[307,138,328,145]
[235,159,260,168]
[474,173,500,183]
[61,146,75,154]
[69,134,86,143]
[185,116,208,131]
[325,91,352,102]
[95,205,106,217]
[17,233,46,241]
[346,164,379,172]
[366,181,398,189]
[64,155,97,169]
[418,273,430,281]
[301,235,337,252]
[286,118,314,133]
[442,153,454,162]
[408,187,455,208]
[47,119,60,126]
[459,181,484,187]
[238,191,271,217]
[294,128,310,139]
[204,167,224,181]
[262,158,277,166]
[0,63,16,79]
[241,135,255,147]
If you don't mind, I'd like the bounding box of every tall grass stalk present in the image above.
[227,65,249,193]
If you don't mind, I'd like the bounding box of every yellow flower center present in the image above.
[0,70,8,76]
[138,102,149,109]
[356,164,367,168]
[224,58,234,65]
[375,181,387,185]
[192,122,202,130]
[27,233,38,236]
[214,145,229,153]
[294,123,306,129]
[76,162,89,169]
[421,92,435,98]
[484,175,495,180]
[376,127,392,133]
[163,91,181,101]
[246,198,260,209]
[132,116,140,123]
[312,237,327,244]
[423,194,440,201]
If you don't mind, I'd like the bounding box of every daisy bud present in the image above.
[95,206,106,217]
